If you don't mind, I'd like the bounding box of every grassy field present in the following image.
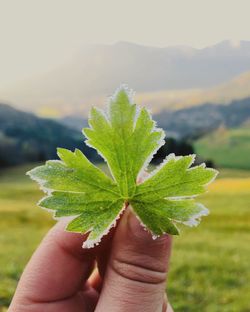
[195,127,250,170]
[0,164,250,311]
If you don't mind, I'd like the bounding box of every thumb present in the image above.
[95,208,172,312]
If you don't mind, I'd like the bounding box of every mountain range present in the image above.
[154,97,250,139]
[0,96,249,168]
[2,40,250,116]
[59,97,250,139]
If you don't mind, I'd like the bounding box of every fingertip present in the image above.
[116,208,172,258]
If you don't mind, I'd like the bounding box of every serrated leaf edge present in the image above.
[129,204,179,239]
[81,204,126,248]
[82,85,166,184]
[140,153,219,197]
[26,160,63,196]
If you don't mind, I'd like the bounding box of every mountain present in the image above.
[59,97,250,139]
[155,97,250,139]
[0,103,98,167]
[0,102,199,168]
[135,70,250,111]
[2,40,250,116]
[60,115,88,131]
[1,99,249,169]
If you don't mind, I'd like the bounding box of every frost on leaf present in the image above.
[27,86,218,248]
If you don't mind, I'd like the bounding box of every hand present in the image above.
[9,209,173,312]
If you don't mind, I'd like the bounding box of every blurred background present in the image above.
[0,0,249,311]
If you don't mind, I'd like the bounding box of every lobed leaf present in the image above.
[28,86,218,248]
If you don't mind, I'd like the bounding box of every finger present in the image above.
[95,208,172,312]
[162,293,174,312]
[87,225,117,294]
[10,220,96,306]
[162,294,167,312]
[96,224,115,278]
[88,268,103,292]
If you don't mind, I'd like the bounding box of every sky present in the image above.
[0,0,250,87]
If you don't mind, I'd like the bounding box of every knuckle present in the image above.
[110,257,167,285]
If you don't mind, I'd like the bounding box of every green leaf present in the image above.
[83,90,164,198]
[27,86,218,248]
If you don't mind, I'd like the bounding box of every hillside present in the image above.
[1,97,249,169]
[61,97,250,138]
[194,127,250,170]
[2,40,250,115]
[0,104,97,167]
[0,103,197,167]
[136,70,250,111]
[154,97,250,139]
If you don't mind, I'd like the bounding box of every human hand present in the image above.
[9,209,173,312]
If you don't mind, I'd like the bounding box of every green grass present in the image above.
[0,164,55,310]
[0,164,250,311]
[195,127,250,170]
[168,176,250,311]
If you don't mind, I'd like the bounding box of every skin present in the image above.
[9,208,173,312]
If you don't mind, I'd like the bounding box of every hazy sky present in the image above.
[1,0,250,87]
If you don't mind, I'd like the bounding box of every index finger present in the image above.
[10,220,96,304]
